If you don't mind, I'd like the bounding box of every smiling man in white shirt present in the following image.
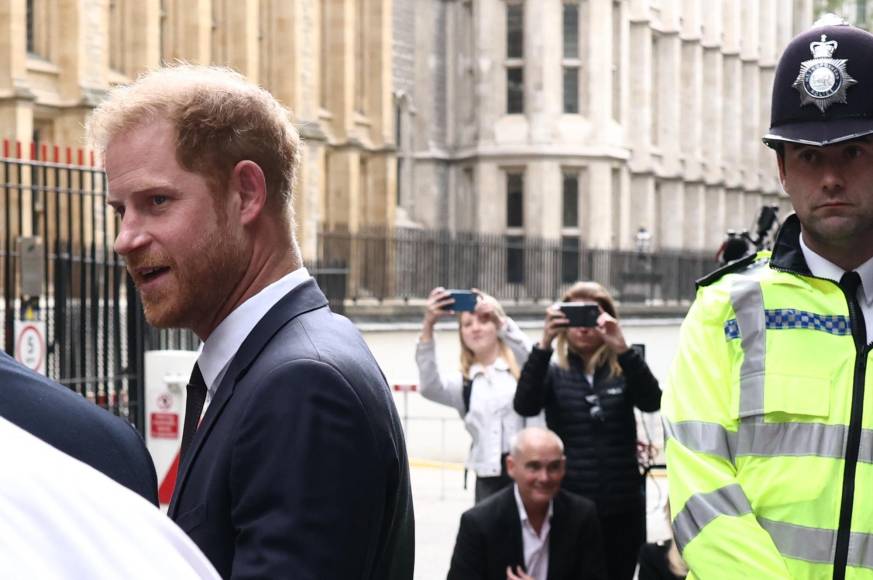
[448,427,607,580]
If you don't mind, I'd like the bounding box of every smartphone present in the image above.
[441,289,477,312]
[559,303,600,327]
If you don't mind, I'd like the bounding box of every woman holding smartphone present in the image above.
[416,287,543,503]
[514,281,661,580]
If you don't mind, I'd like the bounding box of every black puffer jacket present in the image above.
[514,346,661,515]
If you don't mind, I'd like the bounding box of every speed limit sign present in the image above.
[15,321,46,375]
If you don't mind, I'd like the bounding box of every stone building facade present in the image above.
[396,0,815,252]
[3,0,395,259]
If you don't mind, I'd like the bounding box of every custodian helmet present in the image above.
[763,17,873,148]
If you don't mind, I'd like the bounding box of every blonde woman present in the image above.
[416,287,543,503]
[514,281,661,580]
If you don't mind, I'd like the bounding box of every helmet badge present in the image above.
[792,34,857,113]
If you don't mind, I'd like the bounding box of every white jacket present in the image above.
[415,317,545,477]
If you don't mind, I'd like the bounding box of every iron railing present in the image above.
[316,226,718,304]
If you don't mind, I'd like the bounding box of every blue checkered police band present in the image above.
[724,309,851,341]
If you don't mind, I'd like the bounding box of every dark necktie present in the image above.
[180,363,207,462]
[840,271,867,348]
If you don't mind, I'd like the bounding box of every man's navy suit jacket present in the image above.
[168,279,415,579]
[0,351,158,504]
[448,486,607,580]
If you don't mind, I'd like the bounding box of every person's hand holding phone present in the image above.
[540,304,569,349]
[472,288,505,328]
[595,311,629,354]
[421,287,455,342]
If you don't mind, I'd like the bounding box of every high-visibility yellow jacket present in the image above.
[664,215,873,580]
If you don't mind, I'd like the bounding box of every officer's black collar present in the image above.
[769,214,813,276]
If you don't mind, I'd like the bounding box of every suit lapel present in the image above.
[497,487,526,572]
[168,279,329,516]
[546,491,570,580]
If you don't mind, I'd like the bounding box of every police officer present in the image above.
[664,17,873,580]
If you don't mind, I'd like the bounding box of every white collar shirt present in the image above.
[197,267,311,408]
[513,484,553,580]
[799,234,873,342]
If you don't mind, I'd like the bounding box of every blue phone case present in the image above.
[446,290,476,312]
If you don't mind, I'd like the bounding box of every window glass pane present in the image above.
[507,4,523,58]
[562,174,578,227]
[507,235,525,284]
[507,67,524,114]
[563,3,579,58]
[507,173,524,228]
[561,236,580,283]
[563,67,579,114]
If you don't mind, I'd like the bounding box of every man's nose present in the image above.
[819,160,846,193]
[114,216,149,256]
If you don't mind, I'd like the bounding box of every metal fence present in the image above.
[317,226,718,304]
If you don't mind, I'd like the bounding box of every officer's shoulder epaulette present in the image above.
[696,252,761,288]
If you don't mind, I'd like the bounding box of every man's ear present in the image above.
[505,454,517,480]
[230,160,267,226]
[776,151,787,189]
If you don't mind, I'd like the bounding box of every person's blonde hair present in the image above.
[555,281,622,376]
[86,64,300,225]
[458,296,521,380]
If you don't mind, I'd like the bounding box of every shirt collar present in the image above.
[197,267,311,389]
[513,484,554,533]
[469,356,511,379]
[799,234,873,306]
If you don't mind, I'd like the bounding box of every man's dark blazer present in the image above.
[0,351,158,504]
[448,486,607,580]
[168,279,415,579]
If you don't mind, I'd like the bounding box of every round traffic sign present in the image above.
[15,323,45,372]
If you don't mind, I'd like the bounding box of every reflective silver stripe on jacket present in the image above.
[735,421,846,459]
[850,530,873,570]
[673,484,752,550]
[759,518,873,569]
[664,419,873,464]
[677,500,873,568]
[663,419,737,463]
[758,518,835,564]
[730,276,767,418]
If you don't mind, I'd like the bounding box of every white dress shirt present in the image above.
[197,267,311,410]
[799,235,873,341]
[0,417,219,579]
[513,484,553,580]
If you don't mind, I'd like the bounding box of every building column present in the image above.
[704,185,726,250]
[0,0,33,142]
[585,162,616,248]
[162,0,211,64]
[658,179,684,249]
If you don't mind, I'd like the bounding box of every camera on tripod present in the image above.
[716,205,780,265]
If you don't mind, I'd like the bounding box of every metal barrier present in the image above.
[318,226,718,304]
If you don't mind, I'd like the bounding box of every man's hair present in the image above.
[86,65,300,222]
[509,427,565,458]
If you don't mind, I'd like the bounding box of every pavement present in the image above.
[410,462,671,580]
